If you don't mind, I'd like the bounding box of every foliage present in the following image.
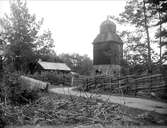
[0,71,40,106]
[114,0,151,27]
[147,0,167,61]
[35,30,55,56]
[0,0,55,73]
[59,53,93,75]
[120,30,147,65]
[112,0,167,73]
[38,52,62,63]
[0,71,42,127]
[0,0,40,72]
[119,29,160,74]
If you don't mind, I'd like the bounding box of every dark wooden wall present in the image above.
[93,41,122,65]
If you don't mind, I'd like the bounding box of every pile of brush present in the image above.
[1,93,167,127]
[0,93,140,126]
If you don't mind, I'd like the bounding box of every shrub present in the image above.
[0,71,40,105]
[0,108,6,128]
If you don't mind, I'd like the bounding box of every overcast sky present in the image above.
[0,0,126,59]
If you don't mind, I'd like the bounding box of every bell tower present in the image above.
[92,17,123,76]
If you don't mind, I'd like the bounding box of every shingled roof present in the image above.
[93,18,122,44]
[38,60,71,71]
[93,32,122,44]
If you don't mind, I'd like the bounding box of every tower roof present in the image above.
[93,32,122,44]
[100,17,116,33]
[93,17,122,44]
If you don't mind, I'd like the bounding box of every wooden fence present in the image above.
[75,74,167,99]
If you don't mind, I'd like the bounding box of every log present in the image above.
[20,75,49,91]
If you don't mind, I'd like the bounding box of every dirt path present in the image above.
[49,87,167,114]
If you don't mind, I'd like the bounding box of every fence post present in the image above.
[149,75,152,96]
[134,78,137,97]
[94,76,96,89]
[110,76,112,91]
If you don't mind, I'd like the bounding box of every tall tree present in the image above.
[0,0,42,72]
[0,0,55,72]
[112,0,155,73]
[147,0,167,63]
[143,0,152,71]
[119,30,159,74]
[119,30,148,65]
[35,30,55,56]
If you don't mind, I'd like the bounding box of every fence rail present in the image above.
[75,74,167,99]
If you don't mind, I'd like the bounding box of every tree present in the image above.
[143,0,152,71]
[0,0,41,72]
[120,31,147,65]
[59,53,93,75]
[0,0,55,73]
[35,30,55,56]
[119,30,148,74]
[111,0,159,73]
[147,0,167,63]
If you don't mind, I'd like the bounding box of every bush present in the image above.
[0,108,6,128]
[0,71,43,127]
[0,72,40,105]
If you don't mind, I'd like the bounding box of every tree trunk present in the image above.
[143,0,152,73]
[158,6,162,65]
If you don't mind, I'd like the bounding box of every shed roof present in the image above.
[38,61,71,71]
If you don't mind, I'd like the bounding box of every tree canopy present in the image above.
[112,0,167,74]
[0,0,55,73]
[59,53,93,75]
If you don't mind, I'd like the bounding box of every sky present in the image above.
[0,0,126,59]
